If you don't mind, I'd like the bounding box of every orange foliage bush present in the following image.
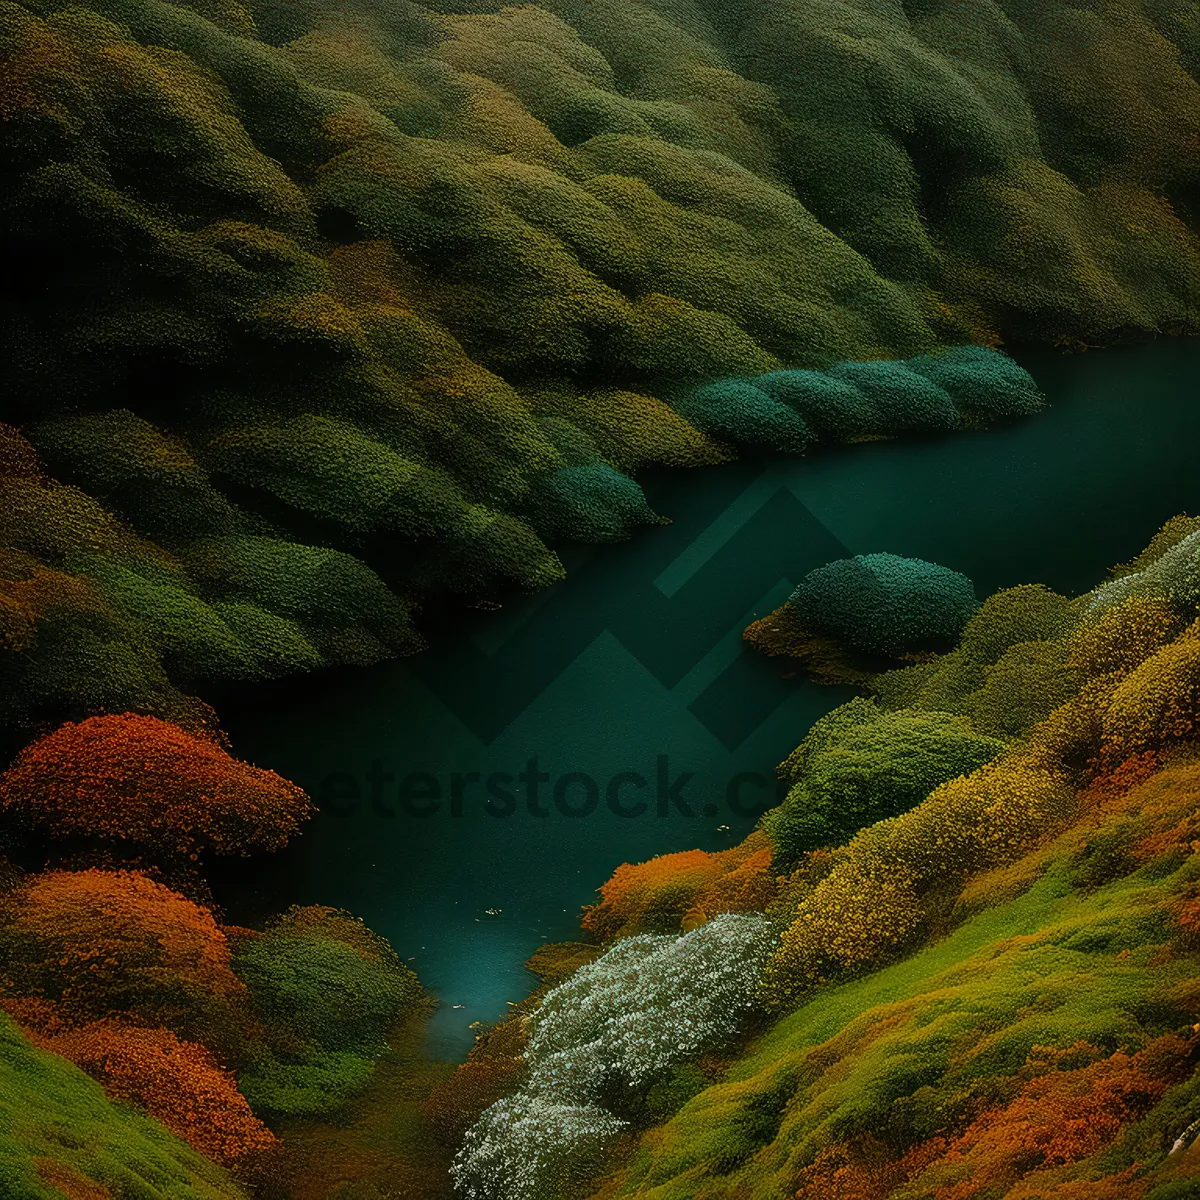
[0,713,313,857]
[581,832,776,940]
[33,1019,276,1167]
[795,1135,946,1200]
[916,1040,1177,1200]
[0,868,244,1041]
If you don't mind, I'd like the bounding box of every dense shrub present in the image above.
[452,1096,624,1200]
[763,705,1006,871]
[233,906,422,1119]
[0,869,244,1048]
[1104,622,1200,754]
[0,713,312,858]
[452,913,773,1200]
[674,380,813,453]
[906,344,1046,419]
[786,553,978,657]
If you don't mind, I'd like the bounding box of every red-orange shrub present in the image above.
[0,868,244,1041]
[0,713,312,857]
[581,832,776,940]
[34,1019,276,1167]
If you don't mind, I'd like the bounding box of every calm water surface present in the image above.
[215,338,1200,1057]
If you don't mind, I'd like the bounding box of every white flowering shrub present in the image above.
[451,1096,625,1200]
[451,913,774,1200]
[526,912,775,1103]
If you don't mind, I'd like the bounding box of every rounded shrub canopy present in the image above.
[788,553,978,656]
[674,380,812,453]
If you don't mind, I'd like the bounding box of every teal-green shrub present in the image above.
[528,462,658,543]
[753,369,880,441]
[674,380,812,454]
[905,345,1045,419]
[747,348,1043,444]
[787,553,979,657]
[826,360,960,434]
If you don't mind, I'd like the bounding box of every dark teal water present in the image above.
[216,338,1200,1057]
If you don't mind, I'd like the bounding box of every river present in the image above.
[214,336,1200,1056]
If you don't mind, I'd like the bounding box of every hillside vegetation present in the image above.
[5,0,1200,1194]
[4,0,1200,724]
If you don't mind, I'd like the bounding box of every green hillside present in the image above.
[4,0,1200,725]
[0,1013,250,1199]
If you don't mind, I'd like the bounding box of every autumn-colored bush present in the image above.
[32,1020,276,1168]
[0,713,313,858]
[0,868,243,1045]
[581,832,776,941]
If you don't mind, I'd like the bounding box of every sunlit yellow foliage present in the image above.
[1104,619,1200,753]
